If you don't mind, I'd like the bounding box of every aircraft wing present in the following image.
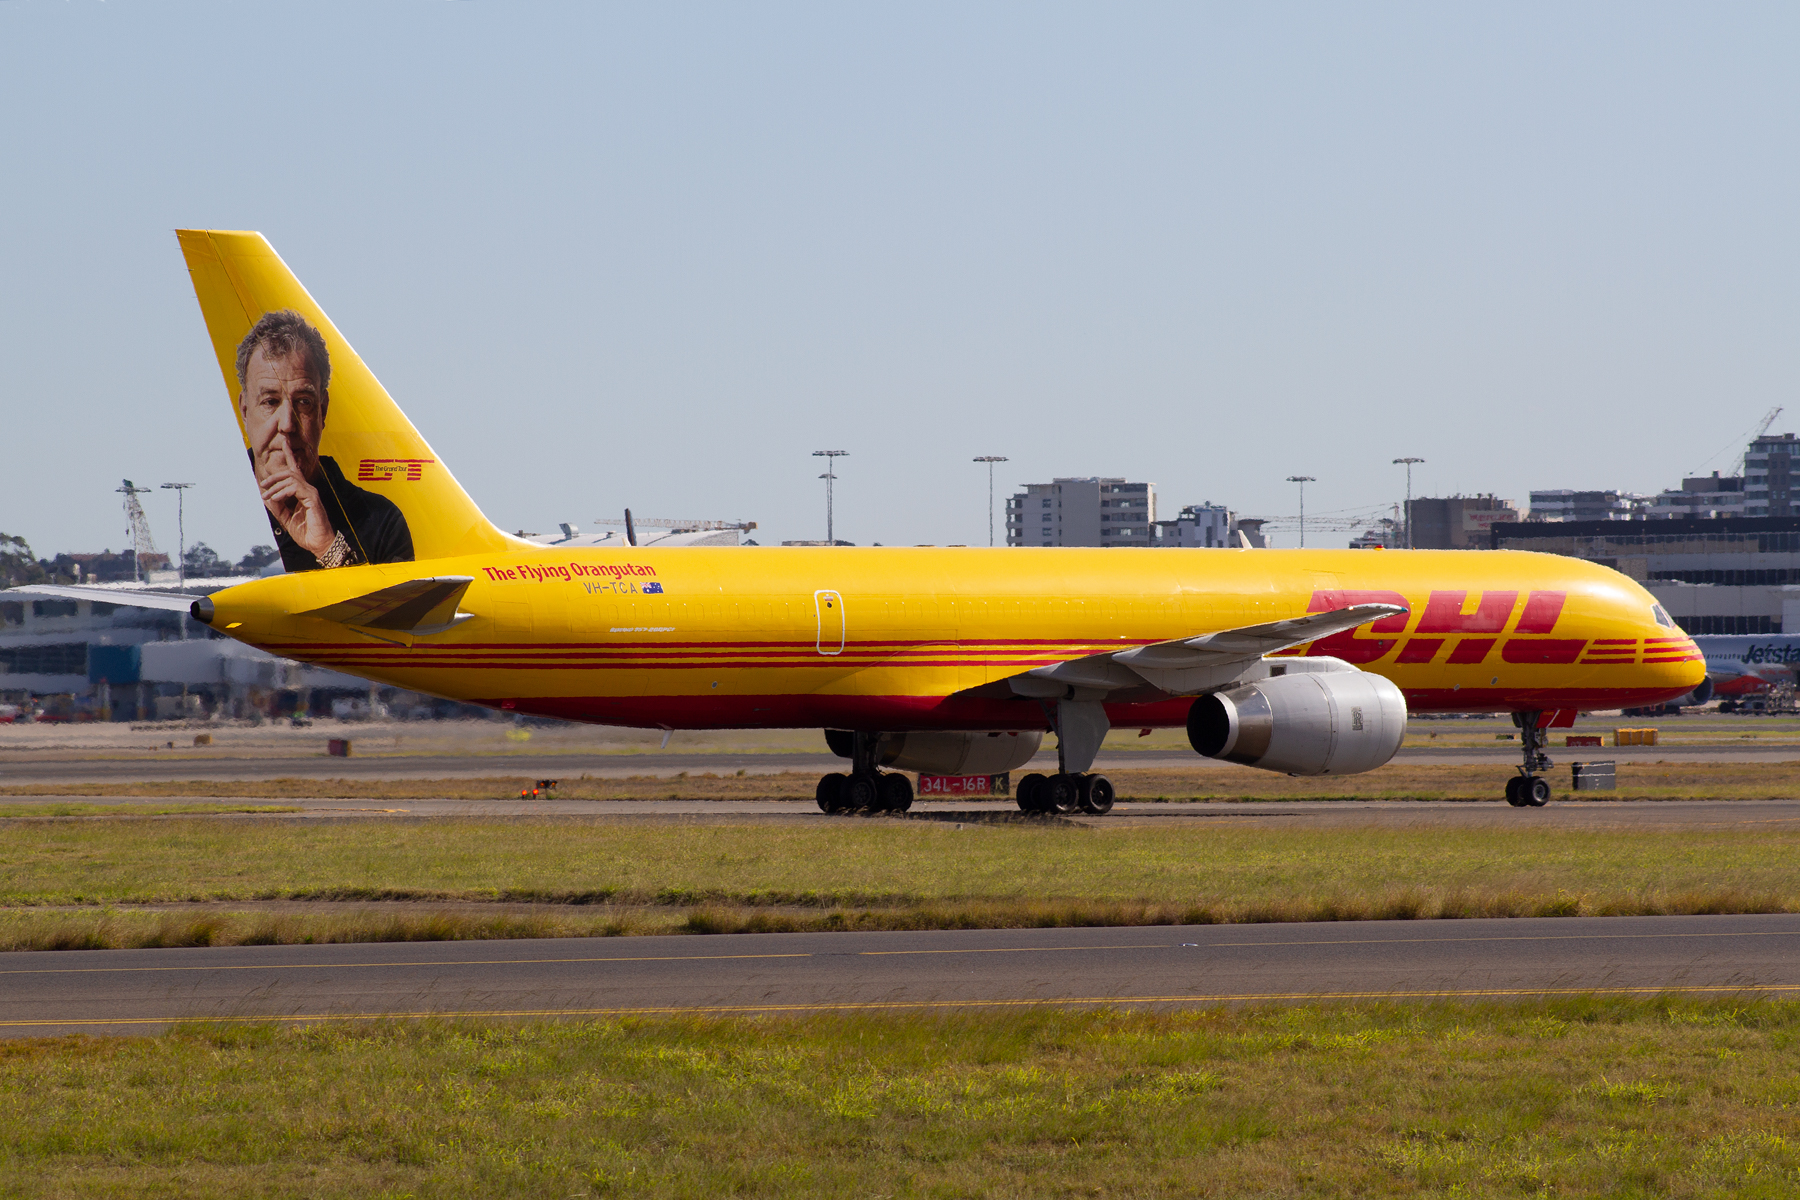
[998,602,1408,698]
[2,584,203,613]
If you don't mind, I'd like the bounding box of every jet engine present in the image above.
[1671,677,1714,708]
[1186,667,1407,776]
[826,729,1044,775]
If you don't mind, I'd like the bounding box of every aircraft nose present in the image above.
[1643,629,1706,691]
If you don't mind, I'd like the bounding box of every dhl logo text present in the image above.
[357,458,435,482]
[1300,589,1589,666]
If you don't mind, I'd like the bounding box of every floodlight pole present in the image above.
[812,450,848,544]
[973,456,1008,546]
[1286,476,1315,548]
[161,483,194,588]
[1392,458,1424,549]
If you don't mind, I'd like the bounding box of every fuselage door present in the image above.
[815,590,845,655]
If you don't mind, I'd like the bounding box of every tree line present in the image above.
[0,534,278,587]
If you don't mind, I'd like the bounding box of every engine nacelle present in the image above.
[1671,677,1714,707]
[1186,668,1407,776]
[825,729,1044,775]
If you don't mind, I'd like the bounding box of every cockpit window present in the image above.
[1652,605,1675,629]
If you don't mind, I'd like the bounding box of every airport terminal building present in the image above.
[0,583,383,721]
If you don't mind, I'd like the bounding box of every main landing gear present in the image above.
[815,731,914,815]
[1015,697,1115,815]
[1015,771,1114,815]
[1505,711,1552,808]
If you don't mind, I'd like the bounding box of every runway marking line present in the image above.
[10,983,1800,1028]
[7,925,1800,975]
[0,952,816,976]
[0,944,1160,977]
[1212,929,1800,948]
[856,945,1165,956]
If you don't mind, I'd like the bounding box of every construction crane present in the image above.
[115,479,159,584]
[1689,406,1784,478]
[1735,406,1785,477]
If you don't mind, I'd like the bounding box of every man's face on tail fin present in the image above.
[241,344,336,560]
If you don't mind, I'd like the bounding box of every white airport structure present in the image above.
[523,518,755,549]
[1526,489,1648,522]
[0,577,373,721]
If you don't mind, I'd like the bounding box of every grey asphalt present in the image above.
[6,797,1800,829]
[5,742,1799,786]
[0,750,845,786]
[5,914,1800,1036]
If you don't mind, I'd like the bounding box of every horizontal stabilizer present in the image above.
[2,585,203,613]
[303,576,475,642]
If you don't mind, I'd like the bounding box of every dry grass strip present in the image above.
[5,884,1798,953]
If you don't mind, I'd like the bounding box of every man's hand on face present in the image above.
[259,443,338,559]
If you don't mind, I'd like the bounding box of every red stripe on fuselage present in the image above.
[472,683,1710,731]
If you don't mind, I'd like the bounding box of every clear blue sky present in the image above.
[3,2,1797,557]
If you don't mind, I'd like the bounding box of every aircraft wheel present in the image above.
[1078,774,1115,815]
[1045,773,1080,814]
[879,772,914,813]
[1016,773,1048,813]
[1504,776,1528,807]
[845,772,881,812]
[816,773,849,814]
[1526,776,1551,807]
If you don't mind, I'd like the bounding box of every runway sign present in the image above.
[918,772,1010,797]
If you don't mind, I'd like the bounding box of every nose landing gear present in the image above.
[1505,711,1552,807]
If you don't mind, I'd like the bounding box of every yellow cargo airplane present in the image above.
[20,231,1705,814]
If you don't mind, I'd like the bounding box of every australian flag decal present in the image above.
[642,582,664,594]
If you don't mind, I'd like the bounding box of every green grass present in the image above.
[10,819,1800,908]
[5,1000,1800,1197]
[1,820,1799,950]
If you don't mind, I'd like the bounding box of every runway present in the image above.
[6,913,1800,1036]
[6,797,1800,830]
[5,742,1799,788]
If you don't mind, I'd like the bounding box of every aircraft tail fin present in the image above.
[176,230,516,569]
